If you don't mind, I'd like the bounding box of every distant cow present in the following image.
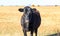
[18,6,41,36]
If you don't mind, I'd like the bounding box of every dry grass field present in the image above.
[0,6,60,36]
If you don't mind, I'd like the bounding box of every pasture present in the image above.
[0,6,60,36]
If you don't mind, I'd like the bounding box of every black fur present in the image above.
[18,6,41,36]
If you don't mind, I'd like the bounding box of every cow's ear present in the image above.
[32,8,36,11]
[18,8,23,12]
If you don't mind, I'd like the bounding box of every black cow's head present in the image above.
[18,6,37,14]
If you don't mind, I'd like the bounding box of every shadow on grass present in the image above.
[46,33,60,36]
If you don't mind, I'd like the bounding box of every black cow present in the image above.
[18,6,41,36]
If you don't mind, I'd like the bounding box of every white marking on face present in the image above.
[27,8,31,15]
[24,8,25,13]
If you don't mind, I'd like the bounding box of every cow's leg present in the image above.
[30,30,33,36]
[23,29,27,36]
[35,29,38,36]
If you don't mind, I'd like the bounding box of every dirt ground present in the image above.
[0,6,60,36]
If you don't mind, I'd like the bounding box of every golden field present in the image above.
[0,6,60,36]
